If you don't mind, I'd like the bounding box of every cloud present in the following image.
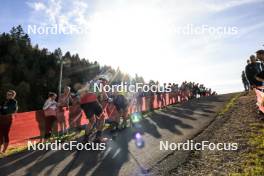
[203,0,262,12]
[26,2,46,11]
[236,22,264,38]
[34,2,46,11]
[25,0,262,93]
[27,0,89,26]
[26,0,261,27]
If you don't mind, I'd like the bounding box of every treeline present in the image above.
[0,25,144,112]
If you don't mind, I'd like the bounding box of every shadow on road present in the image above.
[0,95,230,176]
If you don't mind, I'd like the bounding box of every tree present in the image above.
[0,25,147,112]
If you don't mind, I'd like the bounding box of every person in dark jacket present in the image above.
[0,90,18,153]
[242,71,250,91]
[255,50,264,85]
[245,55,264,87]
[256,50,264,62]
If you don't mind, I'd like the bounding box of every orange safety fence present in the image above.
[1,92,190,148]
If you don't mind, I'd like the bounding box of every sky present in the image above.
[0,0,264,94]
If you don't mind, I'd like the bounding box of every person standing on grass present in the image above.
[253,50,264,85]
[245,55,264,88]
[43,92,58,139]
[242,71,250,92]
[0,90,18,153]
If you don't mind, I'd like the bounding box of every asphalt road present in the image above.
[0,94,235,176]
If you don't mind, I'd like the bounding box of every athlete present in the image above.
[111,87,129,131]
[75,78,109,143]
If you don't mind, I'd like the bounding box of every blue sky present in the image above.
[1,0,264,93]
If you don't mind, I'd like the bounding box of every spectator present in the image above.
[208,88,212,96]
[156,90,162,109]
[168,83,174,104]
[57,86,72,134]
[245,55,264,87]
[131,90,143,113]
[256,50,264,62]
[247,59,250,65]
[69,94,82,130]
[0,90,18,153]
[172,83,179,103]
[136,90,143,112]
[242,71,250,91]
[161,83,167,108]
[43,92,57,138]
[253,51,264,84]
[194,83,200,98]
[146,81,156,111]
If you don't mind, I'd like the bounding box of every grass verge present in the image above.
[231,122,264,176]
[217,93,241,116]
